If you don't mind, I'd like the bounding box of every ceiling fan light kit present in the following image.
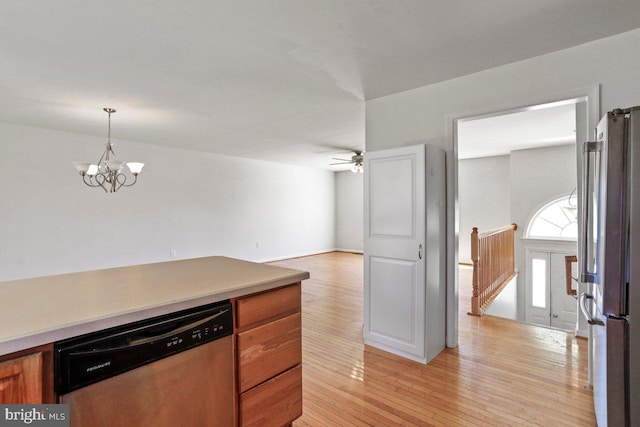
[350,162,364,173]
[73,108,145,193]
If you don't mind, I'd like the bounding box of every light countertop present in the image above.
[0,256,309,356]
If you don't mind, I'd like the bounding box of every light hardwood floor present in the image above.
[270,252,595,427]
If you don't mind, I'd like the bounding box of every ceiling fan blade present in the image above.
[330,161,354,165]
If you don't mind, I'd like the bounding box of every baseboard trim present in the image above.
[256,249,336,264]
[334,248,364,254]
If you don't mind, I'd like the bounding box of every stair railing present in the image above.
[469,223,518,316]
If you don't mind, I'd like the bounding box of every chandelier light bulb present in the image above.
[86,164,99,176]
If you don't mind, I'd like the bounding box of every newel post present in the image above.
[510,223,517,274]
[469,227,480,316]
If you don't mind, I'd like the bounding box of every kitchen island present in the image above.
[0,256,309,426]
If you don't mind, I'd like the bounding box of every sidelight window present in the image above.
[531,258,547,309]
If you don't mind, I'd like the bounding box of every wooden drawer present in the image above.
[239,365,302,427]
[0,344,53,404]
[237,312,301,393]
[236,283,300,330]
[0,352,42,404]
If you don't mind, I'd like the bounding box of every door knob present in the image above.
[552,314,559,318]
[418,244,423,259]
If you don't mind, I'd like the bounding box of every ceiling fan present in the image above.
[330,151,364,173]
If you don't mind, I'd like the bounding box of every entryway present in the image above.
[525,247,578,330]
[456,97,584,332]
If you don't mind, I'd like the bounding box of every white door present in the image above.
[550,252,578,330]
[525,249,578,330]
[364,145,426,361]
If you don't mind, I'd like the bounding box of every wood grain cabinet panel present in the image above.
[235,283,303,426]
[237,312,301,393]
[0,345,58,404]
[236,283,300,330]
[0,352,43,404]
[239,365,302,427]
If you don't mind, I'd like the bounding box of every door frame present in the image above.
[446,85,600,347]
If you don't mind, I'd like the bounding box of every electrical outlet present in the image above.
[170,249,177,258]
[255,242,261,249]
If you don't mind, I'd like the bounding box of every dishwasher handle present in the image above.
[69,309,230,356]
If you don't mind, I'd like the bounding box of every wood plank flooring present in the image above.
[270,252,595,426]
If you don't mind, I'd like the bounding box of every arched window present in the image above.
[525,193,577,240]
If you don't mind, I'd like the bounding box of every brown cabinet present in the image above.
[235,283,302,427]
[239,365,302,427]
[0,344,54,404]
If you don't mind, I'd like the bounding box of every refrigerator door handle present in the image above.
[579,292,604,326]
[580,140,602,283]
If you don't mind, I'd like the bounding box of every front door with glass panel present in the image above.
[526,249,578,330]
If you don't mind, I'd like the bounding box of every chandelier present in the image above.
[73,108,144,193]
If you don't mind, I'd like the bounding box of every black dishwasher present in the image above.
[55,300,234,427]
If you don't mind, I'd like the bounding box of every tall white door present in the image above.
[364,144,447,364]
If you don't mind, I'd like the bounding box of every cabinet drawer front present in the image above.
[237,313,301,392]
[0,352,42,404]
[236,283,300,330]
[239,365,302,427]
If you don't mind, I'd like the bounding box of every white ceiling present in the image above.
[2,1,640,170]
[458,102,577,160]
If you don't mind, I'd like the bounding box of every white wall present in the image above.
[510,144,577,242]
[335,171,363,252]
[366,28,640,346]
[0,122,335,282]
[458,155,510,264]
[484,274,518,320]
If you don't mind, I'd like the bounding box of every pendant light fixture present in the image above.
[73,108,144,193]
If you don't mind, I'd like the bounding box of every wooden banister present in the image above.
[469,223,517,316]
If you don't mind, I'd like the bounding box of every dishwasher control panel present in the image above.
[54,300,233,395]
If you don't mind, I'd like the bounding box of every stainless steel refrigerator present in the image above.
[579,107,640,426]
